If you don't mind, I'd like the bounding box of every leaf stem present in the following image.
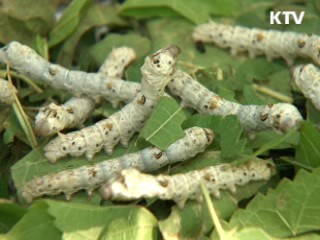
[279,157,313,171]
[7,65,38,148]
[0,70,44,93]
[200,180,227,240]
[252,83,293,103]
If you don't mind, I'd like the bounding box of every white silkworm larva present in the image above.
[43,45,180,163]
[293,64,320,110]
[192,21,320,66]
[100,159,276,208]
[168,70,303,133]
[34,47,137,137]
[21,127,214,203]
[0,78,16,105]
[0,41,141,108]
[34,96,96,137]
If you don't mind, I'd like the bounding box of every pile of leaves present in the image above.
[1,0,320,239]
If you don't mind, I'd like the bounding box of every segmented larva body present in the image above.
[34,47,137,137]
[168,70,303,133]
[192,21,320,66]
[21,127,214,203]
[293,64,320,110]
[44,45,180,163]
[100,159,276,208]
[0,42,141,107]
[99,46,136,78]
[0,78,16,105]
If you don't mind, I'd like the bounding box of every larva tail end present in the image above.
[99,184,112,200]
[21,189,34,204]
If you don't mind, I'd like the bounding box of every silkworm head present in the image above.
[293,64,315,88]
[248,160,276,180]
[203,128,214,146]
[34,104,65,136]
[141,45,180,98]
[270,103,303,133]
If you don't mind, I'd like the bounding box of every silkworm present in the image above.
[100,159,276,208]
[21,127,214,203]
[0,78,16,105]
[43,45,180,163]
[167,70,303,133]
[34,47,137,137]
[0,41,141,107]
[34,97,96,137]
[192,21,320,66]
[293,64,320,110]
[98,46,136,78]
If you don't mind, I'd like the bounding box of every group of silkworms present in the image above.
[0,20,319,208]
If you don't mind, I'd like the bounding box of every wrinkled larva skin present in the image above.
[34,47,137,137]
[99,46,136,78]
[44,45,180,163]
[293,64,320,110]
[168,70,303,133]
[0,42,141,106]
[21,127,214,203]
[0,78,16,105]
[34,97,96,137]
[100,159,276,208]
[192,21,320,66]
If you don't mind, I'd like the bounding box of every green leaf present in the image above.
[247,131,299,151]
[137,97,186,150]
[243,85,268,105]
[45,200,158,240]
[228,167,320,238]
[4,201,61,240]
[57,3,128,67]
[0,12,36,46]
[183,115,247,160]
[230,228,320,240]
[0,200,26,234]
[49,0,91,47]
[0,0,57,34]
[3,112,29,145]
[120,0,240,24]
[90,33,151,67]
[35,35,49,60]
[295,121,320,168]
[251,129,299,157]
[147,18,240,71]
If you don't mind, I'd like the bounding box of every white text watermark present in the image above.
[270,11,305,24]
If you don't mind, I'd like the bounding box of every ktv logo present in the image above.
[270,11,305,24]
